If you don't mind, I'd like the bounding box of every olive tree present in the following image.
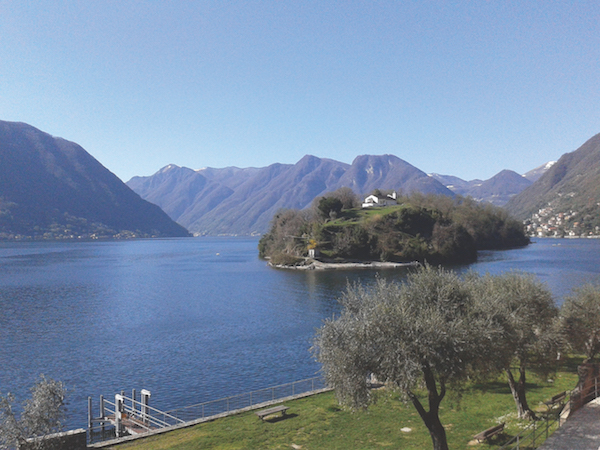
[561,283,600,360]
[313,266,499,450]
[473,272,560,419]
[0,375,66,450]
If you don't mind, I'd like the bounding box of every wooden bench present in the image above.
[473,423,505,443]
[544,391,567,408]
[255,405,289,421]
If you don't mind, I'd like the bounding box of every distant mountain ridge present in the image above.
[0,120,189,239]
[128,150,564,236]
[430,170,534,206]
[523,161,557,182]
[506,133,600,222]
[127,154,454,235]
[3,119,594,239]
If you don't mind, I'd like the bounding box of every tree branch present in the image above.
[406,389,428,423]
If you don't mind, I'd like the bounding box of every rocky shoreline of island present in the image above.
[268,259,419,271]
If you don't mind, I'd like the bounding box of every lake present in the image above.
[1,237,599,429]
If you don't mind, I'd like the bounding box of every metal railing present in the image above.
[165,376,327,422]
[499,374,600,450]
[498,414,562,450]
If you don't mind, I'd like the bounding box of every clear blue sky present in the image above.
[1,1,598,182]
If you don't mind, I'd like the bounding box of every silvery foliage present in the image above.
[561,283,600,360]
[0,375,66,450]
[471,272,560,419]
[313,266,500,410]
[474,271,560,369]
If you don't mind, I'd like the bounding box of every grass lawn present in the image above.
[322,205,404,228]
[109,359,580,450]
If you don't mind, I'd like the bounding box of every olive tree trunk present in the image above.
[407,365,449,450]
[506,366,537,420]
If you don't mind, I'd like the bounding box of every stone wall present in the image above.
[19,428,87,450]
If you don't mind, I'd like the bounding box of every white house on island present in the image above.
[362,191,397,208]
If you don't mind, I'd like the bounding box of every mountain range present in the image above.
[0,120,189,239]
[128,154,554,236]
[127,154,460,236]
[2,119,597,239]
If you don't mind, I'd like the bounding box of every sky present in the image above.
[0,1,599,183]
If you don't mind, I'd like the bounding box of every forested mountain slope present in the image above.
[0,121,189,239]
[506,133,600,224]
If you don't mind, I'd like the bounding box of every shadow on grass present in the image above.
[472,380,549,396]
[262,413,298,423]
[485,432,510,446]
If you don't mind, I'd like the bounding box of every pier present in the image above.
[88,388,185,441]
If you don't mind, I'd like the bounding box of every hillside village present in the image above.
[524,205,600,238]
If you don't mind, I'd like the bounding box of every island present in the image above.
[259,190,529,267]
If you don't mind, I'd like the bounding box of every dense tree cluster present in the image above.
[0,375,66,450]
[259,191,529,265]
[313,267,600,450]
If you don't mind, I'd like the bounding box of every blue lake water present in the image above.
[1,237,599,429]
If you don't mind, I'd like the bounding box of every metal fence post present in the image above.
[88,397,93,431]
[99,395,105,434]
[141,390,151,424]
[132,389,137,416]
[115,394,124,438]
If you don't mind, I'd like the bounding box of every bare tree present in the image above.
[313,266,499,450]
[473,272,560,419]
[0,375,66,450]
[561,283,600,361]
[329,187,360,210]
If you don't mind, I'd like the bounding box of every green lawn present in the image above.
[322,205,404,228]
[109,360,580,450]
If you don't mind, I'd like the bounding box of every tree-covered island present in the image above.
[259,189,529,266]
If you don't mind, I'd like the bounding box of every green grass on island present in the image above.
[109,358,581,450]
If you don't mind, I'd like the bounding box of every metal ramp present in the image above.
[88,389,186,440]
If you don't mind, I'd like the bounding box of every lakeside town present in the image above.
[524,205,600,238]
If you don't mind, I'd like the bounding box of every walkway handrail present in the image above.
[498,413,561,450]
[499,373,600,450]
[119,394,186,425]
[164,376,326,421]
